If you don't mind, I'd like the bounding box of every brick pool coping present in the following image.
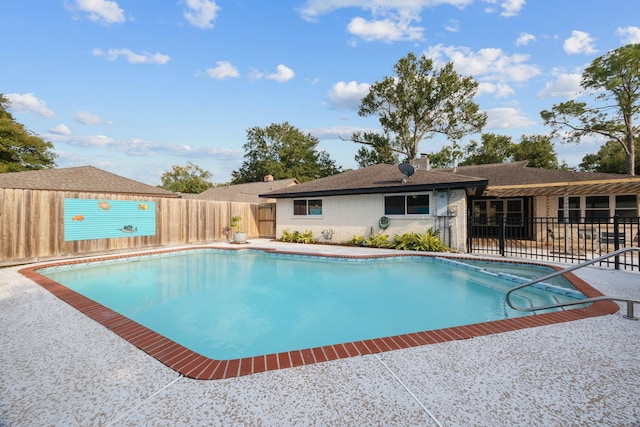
[19,246,620,380]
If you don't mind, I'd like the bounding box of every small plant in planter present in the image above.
[230,215,247,243]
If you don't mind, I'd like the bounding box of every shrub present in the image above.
[392,228,448,252]
[279,229,315,243]
[365,233,392,248]
[346,235,366,246]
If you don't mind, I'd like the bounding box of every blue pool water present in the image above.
[39,250,585,360]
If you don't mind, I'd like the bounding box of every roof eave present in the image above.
[262,179,488,199]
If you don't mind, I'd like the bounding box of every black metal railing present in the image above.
[467,216,640,271]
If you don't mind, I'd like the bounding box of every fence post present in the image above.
[614,215,621,270]
[498,215,505,256]
[467,216,473,253]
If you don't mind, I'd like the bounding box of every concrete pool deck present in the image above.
[1,240,639,426]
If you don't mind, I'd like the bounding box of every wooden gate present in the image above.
[258,203,276,238]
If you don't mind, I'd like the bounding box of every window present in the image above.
[616,195,638,218]
[293,199,322,216]
[585,196,610,222]
[384,194,430,215]
[558,196,581,223]
[557,195,638,221]
[473,199,524,226]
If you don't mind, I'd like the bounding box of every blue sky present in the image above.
[3,0,640,185]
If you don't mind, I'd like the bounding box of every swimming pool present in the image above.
[21,247,617,379]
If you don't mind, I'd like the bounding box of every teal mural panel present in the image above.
[64,199,156,241]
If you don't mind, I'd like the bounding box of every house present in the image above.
[260,163,488,252]
[261,160,640,253]
[0,165,177,197]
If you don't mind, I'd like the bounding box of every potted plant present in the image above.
[230,215,247,243]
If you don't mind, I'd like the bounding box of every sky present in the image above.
[3,0,640,186]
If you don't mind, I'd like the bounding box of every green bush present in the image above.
[392,229,448,252]
[365,233,393,248]
[279,229,315,243]
[347,235,366,246]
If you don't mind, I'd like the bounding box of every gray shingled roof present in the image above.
[442,161,633,186]
[0,166,177,197]
[441,161,640,197]
[261,164,487,198]
[185,178,298,203]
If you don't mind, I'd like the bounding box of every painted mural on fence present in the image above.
[64,198,156,241]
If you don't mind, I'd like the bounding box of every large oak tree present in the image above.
[232,122,341,184]
[541,43,640,175]
[355,52,486,162]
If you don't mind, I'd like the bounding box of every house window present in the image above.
[384,194,430,215]
[616,195,638,218]
[557,195,638,221]
[558,196,581,223]
[293,199,322,216]
[585,196,610,222]
[473,199,523,226]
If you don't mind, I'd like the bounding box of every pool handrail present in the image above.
[505,247,640,320]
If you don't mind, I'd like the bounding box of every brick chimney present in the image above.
[410,154,430,171]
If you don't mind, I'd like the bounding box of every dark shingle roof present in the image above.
[261,164,487,198]
[184,178,298,203]
[0,166,177,197]
[440,161,640,196]
[442,161,633,186]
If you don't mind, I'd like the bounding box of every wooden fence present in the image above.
[0,188,260,265]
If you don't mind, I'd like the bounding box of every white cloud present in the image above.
[265,64,295,82]
[483,0,525,17]
[5,93,55,117]
[205,61,239,79]
[477,82,515,98]
[327,81,370,110]
[444,19,460,33]
[298,0,474,21]
[50,124,71,136]
[183,0,220,29]
[485,107,535,129]
[66,0,126,25]
[92,48,170,64]
[347,16,424,42]
[515,32,535,46]
[617,26,640,44]
[47,132,240,159]
[537,70,582,99]
[74,111,110,125]
[563,30,596,55]
[424,44,541,84]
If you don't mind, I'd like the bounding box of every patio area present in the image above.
[1,240,639,426]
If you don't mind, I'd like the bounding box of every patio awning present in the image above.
[483,178,640,198]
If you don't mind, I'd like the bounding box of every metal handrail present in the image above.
[505,248,640,320]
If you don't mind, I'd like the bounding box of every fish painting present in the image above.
[120,225,138,233]
[138,203,149,211]
[71,215,85,221]
[98,201,111,211]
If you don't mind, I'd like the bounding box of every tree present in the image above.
[0,94,56,172]
[231,122,341,184]
[355,52,486,161]
[459,133,514,166]
[159,162,213,193]
[424,142,464,168]
[579,139,640,174]
[541,43,640,175]
[352,131,398,167]
[512,134,558,169]
[427,133,559,169]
